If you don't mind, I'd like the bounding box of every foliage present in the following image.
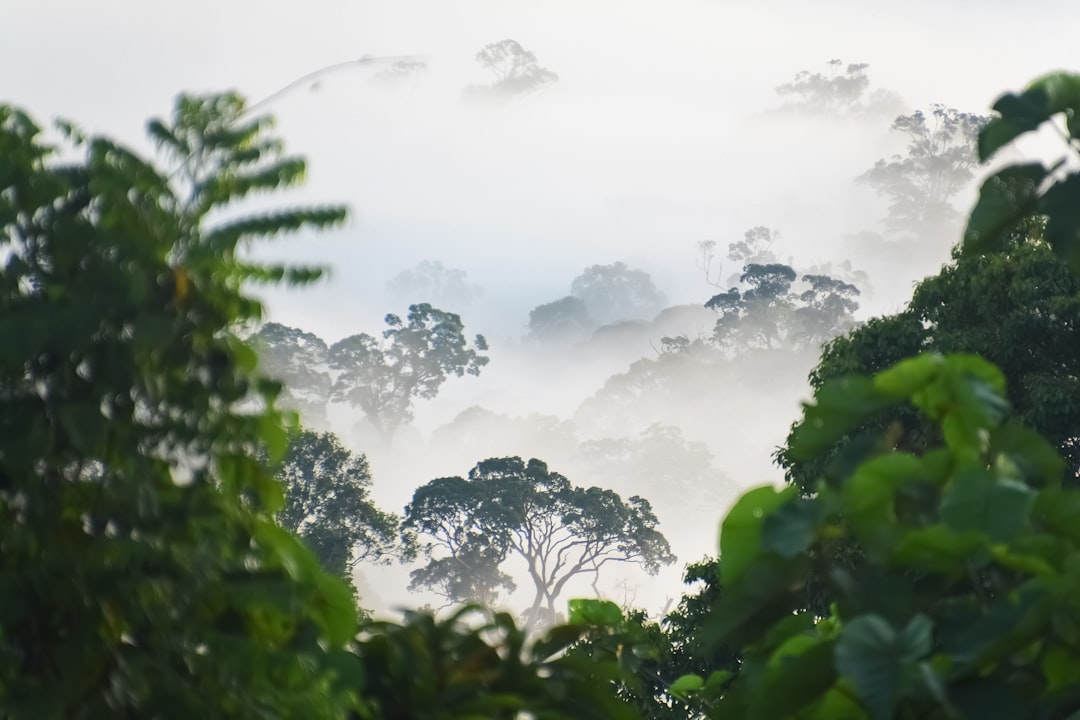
[0,96,361,716]
[962,72,1080,272]
[329,304,489,442]
[251,322,332,428]
[386,259,482,308]
[274,429,405,592]
[706,261,860,352]
[464,39,559,101]
[680,352,1080,719]
[777,237,1080,492]
[773,59,902,118]
[859,105,989,240]
[404,457,675,626]
[354,603,642,720]
[253,308,488,443]
[571,261,667,326]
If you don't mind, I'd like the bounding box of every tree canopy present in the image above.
[329,303,489,442]
[404,457,675,627]
[275,430,405,591]
[252,305,489,443]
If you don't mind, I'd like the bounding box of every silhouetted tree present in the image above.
[330,304,489,442]
[275,430,405,593]
[405,457,674,627]
[464,39,559,101]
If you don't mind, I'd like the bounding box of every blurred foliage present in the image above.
[683,352,1080,718]
[354,602,644,720]
[0,95,361,716]
[962,72,1080,272]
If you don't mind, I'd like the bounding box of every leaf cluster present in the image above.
[686,353,1080,719]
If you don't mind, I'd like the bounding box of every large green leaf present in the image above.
[834,614,932,720]
[720,485,795,585]
[980,73,1080,161]
[567,598,623,627]
[940,468,1035,543]
[749,638,838,720]
[962,164,1047,255]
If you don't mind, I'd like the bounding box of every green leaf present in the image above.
[567,598,623,627]
[834,615,931,720]
[312,570,359,646]
[762,497,822,558]
[788,377,894,461]
[669,674,704,699]
[842,453,923,552]
[962,164,1047,255]
[980,72,1080,160]
[872,353,942,400]
[253,517,321,582]
[749,639,838,720]
[940,468,1035,543]
[891,526,988,576]
[991,421,1065,487]
[720,485,795,585]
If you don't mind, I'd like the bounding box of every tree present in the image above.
[773,59,902,118]
[777,237,1080,493]
[0,96,360,715]
[464,39,559,101]
[706,262,860,353]
[251,322,332,428]
[386,259,482,308]
[527,295,595,344]
[570,261,667,326]
[859,104,989,240]
[328,304,489,442]
[404,457,675,627]
[275,430,404,591]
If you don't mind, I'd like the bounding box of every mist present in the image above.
[8,0,1079,620]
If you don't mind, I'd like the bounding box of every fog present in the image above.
[7,0,1079,619]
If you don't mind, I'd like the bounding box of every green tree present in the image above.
[404,457,675,627]
[275,430,405,592]
[859,105,989,240]
[777,237,1080,493]
[0,96,360,716]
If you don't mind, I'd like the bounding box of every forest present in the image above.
[5,7,1080,718]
